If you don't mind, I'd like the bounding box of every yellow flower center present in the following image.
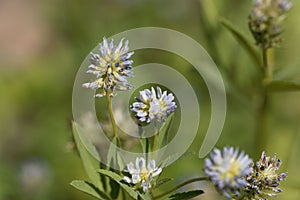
[140,168,150,181]
[260,166,277,181]
[219,160,241,183]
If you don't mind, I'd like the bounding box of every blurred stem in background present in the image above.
[256,48,272,156]
[249,0,293,156]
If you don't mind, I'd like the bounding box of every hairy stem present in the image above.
[153,177,209,199]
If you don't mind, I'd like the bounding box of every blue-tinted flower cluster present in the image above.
[204,146,253,198]
[130,86,177,123]
[83,37,134,97]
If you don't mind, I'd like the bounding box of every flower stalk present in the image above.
[107,93,118,138]
[152,123,159,152]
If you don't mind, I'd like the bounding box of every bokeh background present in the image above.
[0,0,299,199]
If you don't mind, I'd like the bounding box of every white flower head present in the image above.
[204,146,253,199]
[130,86,177,123]
[82,37,134,97]
[123,157,162,192]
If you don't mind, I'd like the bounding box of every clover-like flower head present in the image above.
[130,86,176,123]
[123,157,162,192]
[204,146,253,199]
[249,0,293,48]
[83,37,134,97]
[244,151,287,199]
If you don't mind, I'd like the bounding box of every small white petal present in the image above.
[136,157,146,169]
[123,176,131,183]
[152,167,162,177]
[127,162,135,174]
[147,160,156,171]
[132,174,141,184]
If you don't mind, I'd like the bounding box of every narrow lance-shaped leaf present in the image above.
[266,80,300,92]
[154,178,173,189]
[109,176,120,199]
[138,192,152,200]
[97,169,139,199]
[157,113,174,149]
[109,160,120,199]
[273,65,300,80]
[168,190,204,200]
[106,136,118,168]
[72,122,102,189]
[99,162,108,192]
[106,137,122,198]
[220,17,261,68]
[70,180,110,200]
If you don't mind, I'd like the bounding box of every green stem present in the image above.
[153,177,209,199]
[263,48,272,81]
[152,124,159,152]
[107,94,118,138]
[255,48,272,155]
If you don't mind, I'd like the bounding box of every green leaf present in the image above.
[168,190,204,200]
[108,159,121,199]
[274,66,300,80]
[106,137,125,198]
[161,151,196,169]
[220,18,261,67]
[138,192,152,200]
[154,178,173,188]
[157,113,174,149]
[97,169,139,199]
[100,163,108,192]
[109,178,120,199]
[107,136,124,169]
[266,80,300,92]
[72,122,102,189]
[138,126,151,157]
[70,180,110,200]
[106,137,117,166]
[117,149,126,171]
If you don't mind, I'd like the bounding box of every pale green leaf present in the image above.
[107,136,118,167]
[154,178,173,188]
[266,80,300,92]
[72,122,102,189]
[274,66,300,80]
[157,113,174,149]
[220,18,261,67]
[70,180,110,200]
[138,192,152,200]
[168,190,204,200]
[97,169,139,199]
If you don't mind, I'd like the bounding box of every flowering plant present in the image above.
[70,1,294,199]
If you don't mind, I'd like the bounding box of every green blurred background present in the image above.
[0,0,299,199]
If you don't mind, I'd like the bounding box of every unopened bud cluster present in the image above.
[249,0,292,49]
[244,152,287,199]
